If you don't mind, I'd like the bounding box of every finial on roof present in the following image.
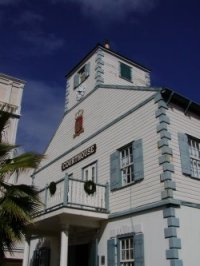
[104,40,110,49]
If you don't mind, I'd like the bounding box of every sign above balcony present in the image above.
[61,144,96,171]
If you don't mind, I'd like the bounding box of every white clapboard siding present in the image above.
[35,98,163,212]
[66,48,149,111]
[103,52,149,86]
[167,104,200,203]
[40,88,155,167]
[67,55,97,110]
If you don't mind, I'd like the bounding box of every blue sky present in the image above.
[0,0,199,153]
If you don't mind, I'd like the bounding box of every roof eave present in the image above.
[161,88,200,116]
[65,44,150,79]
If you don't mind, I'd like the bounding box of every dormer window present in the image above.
[74,62,90,88]
[119,62,132,82]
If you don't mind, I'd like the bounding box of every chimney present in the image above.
[104,40,110,49]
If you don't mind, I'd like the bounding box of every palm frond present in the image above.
[0,152,45,180]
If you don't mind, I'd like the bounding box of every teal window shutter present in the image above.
[134,233,144,266]
[110,151,122,190]
[74,73,79,88]
[120,62,132,81]
[178,133,191,175]
[85,62,90,77]
[107,238,115,266]
[133,139,144,181]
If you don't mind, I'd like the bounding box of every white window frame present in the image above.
[120,144,134,185]
[78,65,87,84]
[82,161,97,182]
[188,136,200,178]
[119,236,134,266]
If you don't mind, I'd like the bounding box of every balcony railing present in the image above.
[0,101,18,115]
[34,175,109,216]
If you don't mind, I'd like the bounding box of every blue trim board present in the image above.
[170,260,183,266]
[109,199,180,220]
[169,238,181,249]
[160,172,172,181]
[163,207,175,218]
[161,189,174,199]
[164,227,177,238]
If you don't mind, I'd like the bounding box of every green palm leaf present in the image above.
[0,110,44,261]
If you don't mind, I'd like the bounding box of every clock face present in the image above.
[76,85,85,101]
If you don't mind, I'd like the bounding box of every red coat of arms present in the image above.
[73,110,84,138]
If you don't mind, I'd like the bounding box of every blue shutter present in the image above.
[133,139,144,181]
[134,233,144,266]
[107,238,115,266]
[74,73,79,88]
[110,151,122,191]
[85,62,90,77]
[178,133,191,175]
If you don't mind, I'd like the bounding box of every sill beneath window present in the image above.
[190,174,200,181]
[119,75,133,83]
[111,180,142,192]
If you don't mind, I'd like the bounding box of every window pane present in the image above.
[120,237,134,265]
[189,137,200,178]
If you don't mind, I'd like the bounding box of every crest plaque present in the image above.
[73,109,84,138]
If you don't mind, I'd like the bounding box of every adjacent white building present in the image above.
[23,43,200,266]
[0,73,26,265]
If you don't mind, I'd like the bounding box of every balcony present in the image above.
[0,101,18,115]
[34,175,109,218]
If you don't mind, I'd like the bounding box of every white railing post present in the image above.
[44,184,48,211]
[105,182,109,211]
[63,174,69,206]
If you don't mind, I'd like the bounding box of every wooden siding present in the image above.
[103,52,149,86]
[167,104,200,203]
[34,90,163,212]
[67,54,97,110]
[66,49,150,111]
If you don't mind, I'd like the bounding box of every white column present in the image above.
[22,238,30,266]
[60,229,69,266]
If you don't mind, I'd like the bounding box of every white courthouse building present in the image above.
[23,43,200,266]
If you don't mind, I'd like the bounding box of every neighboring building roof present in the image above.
[0,73,26,85]
[65,43,151,78]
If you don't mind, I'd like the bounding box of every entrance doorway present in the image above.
[68,243,89,266]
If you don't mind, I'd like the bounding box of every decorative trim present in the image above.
[170,260,183,266]
[65,79,70,112]
[109,198,180,219]
[169,238,181,249]
[95,49,104,86]
[161,147,173,155]
[155,92,183,265]
[160,172,172,181]
[164,227,177,238]
[163,207,175,218]
[166,249,179,259]
[161,189,174,199]
[167,217,180,227]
